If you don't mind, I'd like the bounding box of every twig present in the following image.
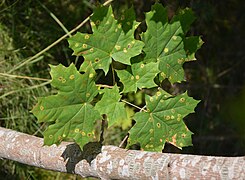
[0,73,49,81]
[119,134,128,148]
[121,99,147,112]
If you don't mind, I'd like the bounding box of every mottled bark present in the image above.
[0,127,244,179]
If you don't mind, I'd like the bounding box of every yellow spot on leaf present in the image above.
[131,76,134,80]
[165,115,170,120]
[156,91,161,96]
[132,40,135,44]
[58,77,63,81]
[171,109,176,113]
[82,44,87,48]
[75,43,79,47]
[86,93,90,97]
[115,28,118,32]
[178,59,184,64]
[150,97,154,102]
[157,123,161,128]
[140,64,144,68]
[62,134,66,137]
[85,34,90,39]
[95,58,100,62]
[69,75,75,80]
[115,45,121,50]
[179,97,185,103]
[75,128,79,133]
[172,36,177,40]
[49,135,53,138]
[149,129,154,133]
[89,73,94,78]
[40,106,44,111]
[81,132,86,136]
[118,24,122,28]
[164,48,169,53]
[161,72,166,78]
[62,79,66,83]
[123,48,127,53]
[90,48,94,52]
[135,75,140,80]
[171,115,175,119]
[148,117,153,122]
[96,20,100,25]
[182,133,186,138]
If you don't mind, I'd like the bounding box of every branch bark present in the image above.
[0,127,244,179]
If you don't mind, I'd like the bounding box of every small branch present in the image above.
[0,127,244,179]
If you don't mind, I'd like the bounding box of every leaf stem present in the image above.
[96,84,114,89]
[121,99,147,112]
[111,62,116,85]
[119,134,128,148]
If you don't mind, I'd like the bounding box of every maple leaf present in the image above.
[116,62,159,93]
[68,6,144,74]
[32,64,101,149]
[95,86,127,127]
[127,90,200,152]
[142,4,203,83]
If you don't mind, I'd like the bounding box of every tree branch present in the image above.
[0,127,244,179]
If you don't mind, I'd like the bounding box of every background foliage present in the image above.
[1,0,245,179]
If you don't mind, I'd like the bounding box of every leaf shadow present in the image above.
[61,142,102,173]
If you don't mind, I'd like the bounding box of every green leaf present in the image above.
[116,62,159,93]
[68,6,144,74]
[32,64,101,149]
[95,86,127,127]
[127,90,200,152]
[141,4,187,84]
[171,8,196,34]
[184,36,204,61]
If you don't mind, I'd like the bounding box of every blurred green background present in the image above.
[0,0,244,179]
